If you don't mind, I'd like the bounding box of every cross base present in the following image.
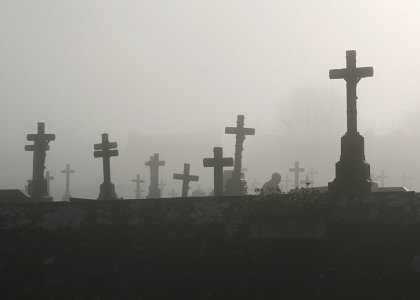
[27,179,53,202]
[97,182,118,200]
[147,187,161,199]
[329,132,372,195]
[224,177,248,196]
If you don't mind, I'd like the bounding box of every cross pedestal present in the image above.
[94,133,118,200]
[145,153,165,199]
[173,163,199,197]
[328,50,374,195]
[25,122,55,202]
[224,115,255,196]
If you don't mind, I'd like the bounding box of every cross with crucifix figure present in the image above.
[328,50,374,195]
[168,189,178,198]
[374,170,388,188]
[289,161,305,189]
[45,171,54,195]
[132,174,145,199]
[61,164,74,201]
[224,115,255,196]
[94,133,118,200]
[173,163,199,197]
[145,153,165,198]
[25,122,55,201]
[203,147,234,197]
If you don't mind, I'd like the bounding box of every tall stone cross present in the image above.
[224,115,255,195]
[25,122,55,200]
[309,167,318,186]
[328,50,374,195]
[45,171,54,195]
[94,133,118,200]
[132,174,145,199]
[374,170,388,188]
[61,164,74,201]
[145,153,165,198]
[168,189,178,198]
[173,163,199,197]
[289,161,305,189]
[203,147,234,197]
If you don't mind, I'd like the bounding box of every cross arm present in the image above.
[173,173,184,180]
[203,158,214,167]
[189,175,199,182]
[222,158,234,166]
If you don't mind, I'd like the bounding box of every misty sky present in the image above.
[1,1,420,197]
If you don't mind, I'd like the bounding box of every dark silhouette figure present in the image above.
[203,147,234,197]
[224,115,255,196]
[261,173,282,195]
[289,161,305,189]
[61,164,74,201]
[173,163,199,197]
[94,133,118,200]
[25,122,55,201]
[132,174,145,199]
[328,50,374,195]
[145,153,165,198]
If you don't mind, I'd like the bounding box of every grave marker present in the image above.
[61,164,74,201]
[131,174,145,199]
[173,163,199,197]
[203,147,233,197]
[94,133,118,200]
[289,161,305,189]
[145,153,165,198]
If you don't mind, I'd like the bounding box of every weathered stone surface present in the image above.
[0,192,420,299]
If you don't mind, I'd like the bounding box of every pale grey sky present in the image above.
[1,1,419,197]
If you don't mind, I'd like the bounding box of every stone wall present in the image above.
[1,192,420,299]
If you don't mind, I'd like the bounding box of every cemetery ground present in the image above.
[0,191,420,299]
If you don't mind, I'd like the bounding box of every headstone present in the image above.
[328,50,374,195]
[373,170,388,188]
[131,174,145,199]
[25,122,55,201]
[309,167,318,186]
[289,161,305,189]
[145,153,165,199]
[173,163,199,197]
[94,133,118,200]
[168,189,178,198]
[61,164,74,201]
[203,147,234,197]
[224,115,255,196]
[45,171,54,195]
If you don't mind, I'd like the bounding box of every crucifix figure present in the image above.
[25,122,55,201]
[61,164,74,201]
[94,133,118,200]
[328,50,374,195]
[203,147,234,197]
[224,115,255,196]
[289,161,305,189]
[173,163,199,197]
[45,171,54,195]
[374,170,388,188]
[168,189,178,198]
[145,153,165,198]
[132,174,145,199]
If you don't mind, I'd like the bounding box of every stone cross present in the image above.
[145,153,165,198]
[173,163,199,197]
[374,170,388,188]
[328,50,374,195]
[94,133,118,200]
[45,171,54,195]
[203,147,234,197]
[168,189,178,198]
[61,164,74,201]
[25,122,55,200]
[224,115,255,195]
[131,174,145,199]
[300,174,312,188]
[309,167,318,186]
[289,161,305,189]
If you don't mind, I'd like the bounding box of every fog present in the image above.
[1,0,420,199]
